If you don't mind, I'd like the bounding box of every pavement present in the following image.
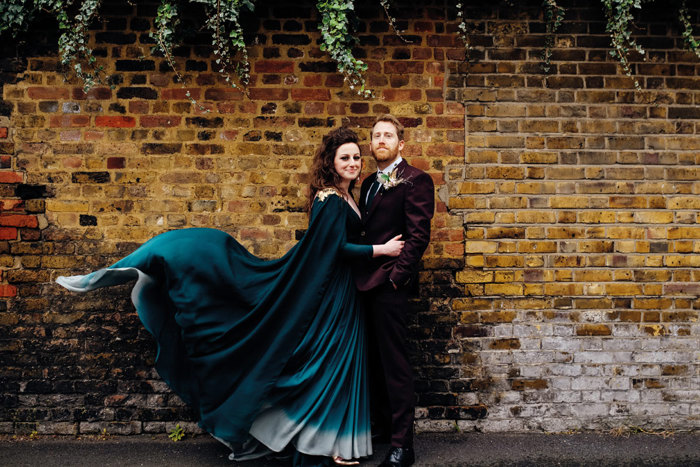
[1,432,699,466]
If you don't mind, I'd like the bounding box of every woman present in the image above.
[56,127,402,466]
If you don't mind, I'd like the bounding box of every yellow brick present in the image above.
[635,211,674,224]
[608,227,645,239]
[550,196,589,209]
[668,227,700,239]
[498,241,517,253]
[494,271,518,282]
[517,211,556,223]
[459,182,495,194]
[42,312,85,324]
[480,311,517,323]
[465,241,498,253]
[456,270,493,283]
[452,298,492,311]
[523,284,543,295]
[668,197,700,209]
[547,227,584,239]
[485,283,523,295]
[47,200,90,213]
[575,270,613,282]
[485,256,524,267]
[459,311,479,324]
[465,212,495,223]
[525,255,544,267]
[576,324,611,336]
[545,283,584,295]
[495,212,515,223]
[519,152,558,164]
[518,241,557,253]
[485,166,525,179]
[579,211,615,223]
[606,283,643,295]
[464,284,484,295]
[449,197,475,209]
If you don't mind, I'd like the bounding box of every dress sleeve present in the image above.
[312,190,373,261]
[339,242,372,260]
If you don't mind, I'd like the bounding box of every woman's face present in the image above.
[333,142,362,183]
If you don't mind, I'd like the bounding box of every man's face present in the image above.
[370,121,404,166]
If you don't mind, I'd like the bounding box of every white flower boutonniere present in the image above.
[378,168,408,190]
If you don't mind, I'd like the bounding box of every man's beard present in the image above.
[372,145,399,163]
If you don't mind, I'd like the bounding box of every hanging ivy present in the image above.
[317,0,372,97]
[678,0,700,58]
[0,0,698,96]
[541,0,565,73]
[602,0,646,90]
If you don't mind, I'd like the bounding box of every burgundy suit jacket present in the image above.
[355,159,434,292]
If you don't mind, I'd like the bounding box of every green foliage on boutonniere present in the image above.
[378,168,408,190]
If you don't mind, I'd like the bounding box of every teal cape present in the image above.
[57,192,373,461]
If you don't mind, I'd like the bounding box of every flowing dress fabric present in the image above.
[56,193,373,461]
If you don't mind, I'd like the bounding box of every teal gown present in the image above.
[56,190,373,462]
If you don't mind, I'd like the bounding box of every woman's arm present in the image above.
[340,235,404,259]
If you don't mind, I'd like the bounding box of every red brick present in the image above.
[382,89,422,101]
[426,117,464,129]
[249,88,289,100]
[72,87,112,100]
[0,200,23,211]
[0,172,23,183]
[107,157,126,169]
[140,116,181,127]
[95,116,136,127]
[84,131,104,141]
[27,87,70,99]
[0,128,7,138]
[50,115,90,127]
[303,75,323,86]
[161,88,201,100]
[291,89,331,101]
[254,60,295,73]
[384,61,425,74]
[0,214,38,228]
[0,284,17,297]
[204,88,244,101]
[0,227,17,240]
[128,101,150,114]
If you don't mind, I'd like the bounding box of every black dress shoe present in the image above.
[378,447,415,467]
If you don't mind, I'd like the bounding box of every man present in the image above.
[356,114,434,467]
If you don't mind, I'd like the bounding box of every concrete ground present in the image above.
[1,432,698,466]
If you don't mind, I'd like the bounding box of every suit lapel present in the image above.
[363,159,408,223]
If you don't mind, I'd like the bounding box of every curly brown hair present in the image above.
[307,126,360,211]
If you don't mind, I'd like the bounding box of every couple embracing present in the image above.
[57,114,434,466]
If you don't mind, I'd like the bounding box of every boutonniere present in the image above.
[378,168,408,190]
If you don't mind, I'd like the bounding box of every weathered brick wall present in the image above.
[0,0,698,436]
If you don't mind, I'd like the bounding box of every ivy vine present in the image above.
[602,0,646,90]
[317,0,371,98]
[541,0,565,73]
[0,0,699,96]
[678,0,700,58]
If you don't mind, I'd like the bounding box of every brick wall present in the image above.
[0,0,698,436]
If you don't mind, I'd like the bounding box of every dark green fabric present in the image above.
[59,192,372,454]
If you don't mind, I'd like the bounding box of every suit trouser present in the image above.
[364,283,414,448]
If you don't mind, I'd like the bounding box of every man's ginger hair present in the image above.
[372,114,404,141]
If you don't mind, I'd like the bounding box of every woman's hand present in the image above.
[373,234,404,257]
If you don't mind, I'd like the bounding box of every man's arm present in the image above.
[389,171,434,286]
